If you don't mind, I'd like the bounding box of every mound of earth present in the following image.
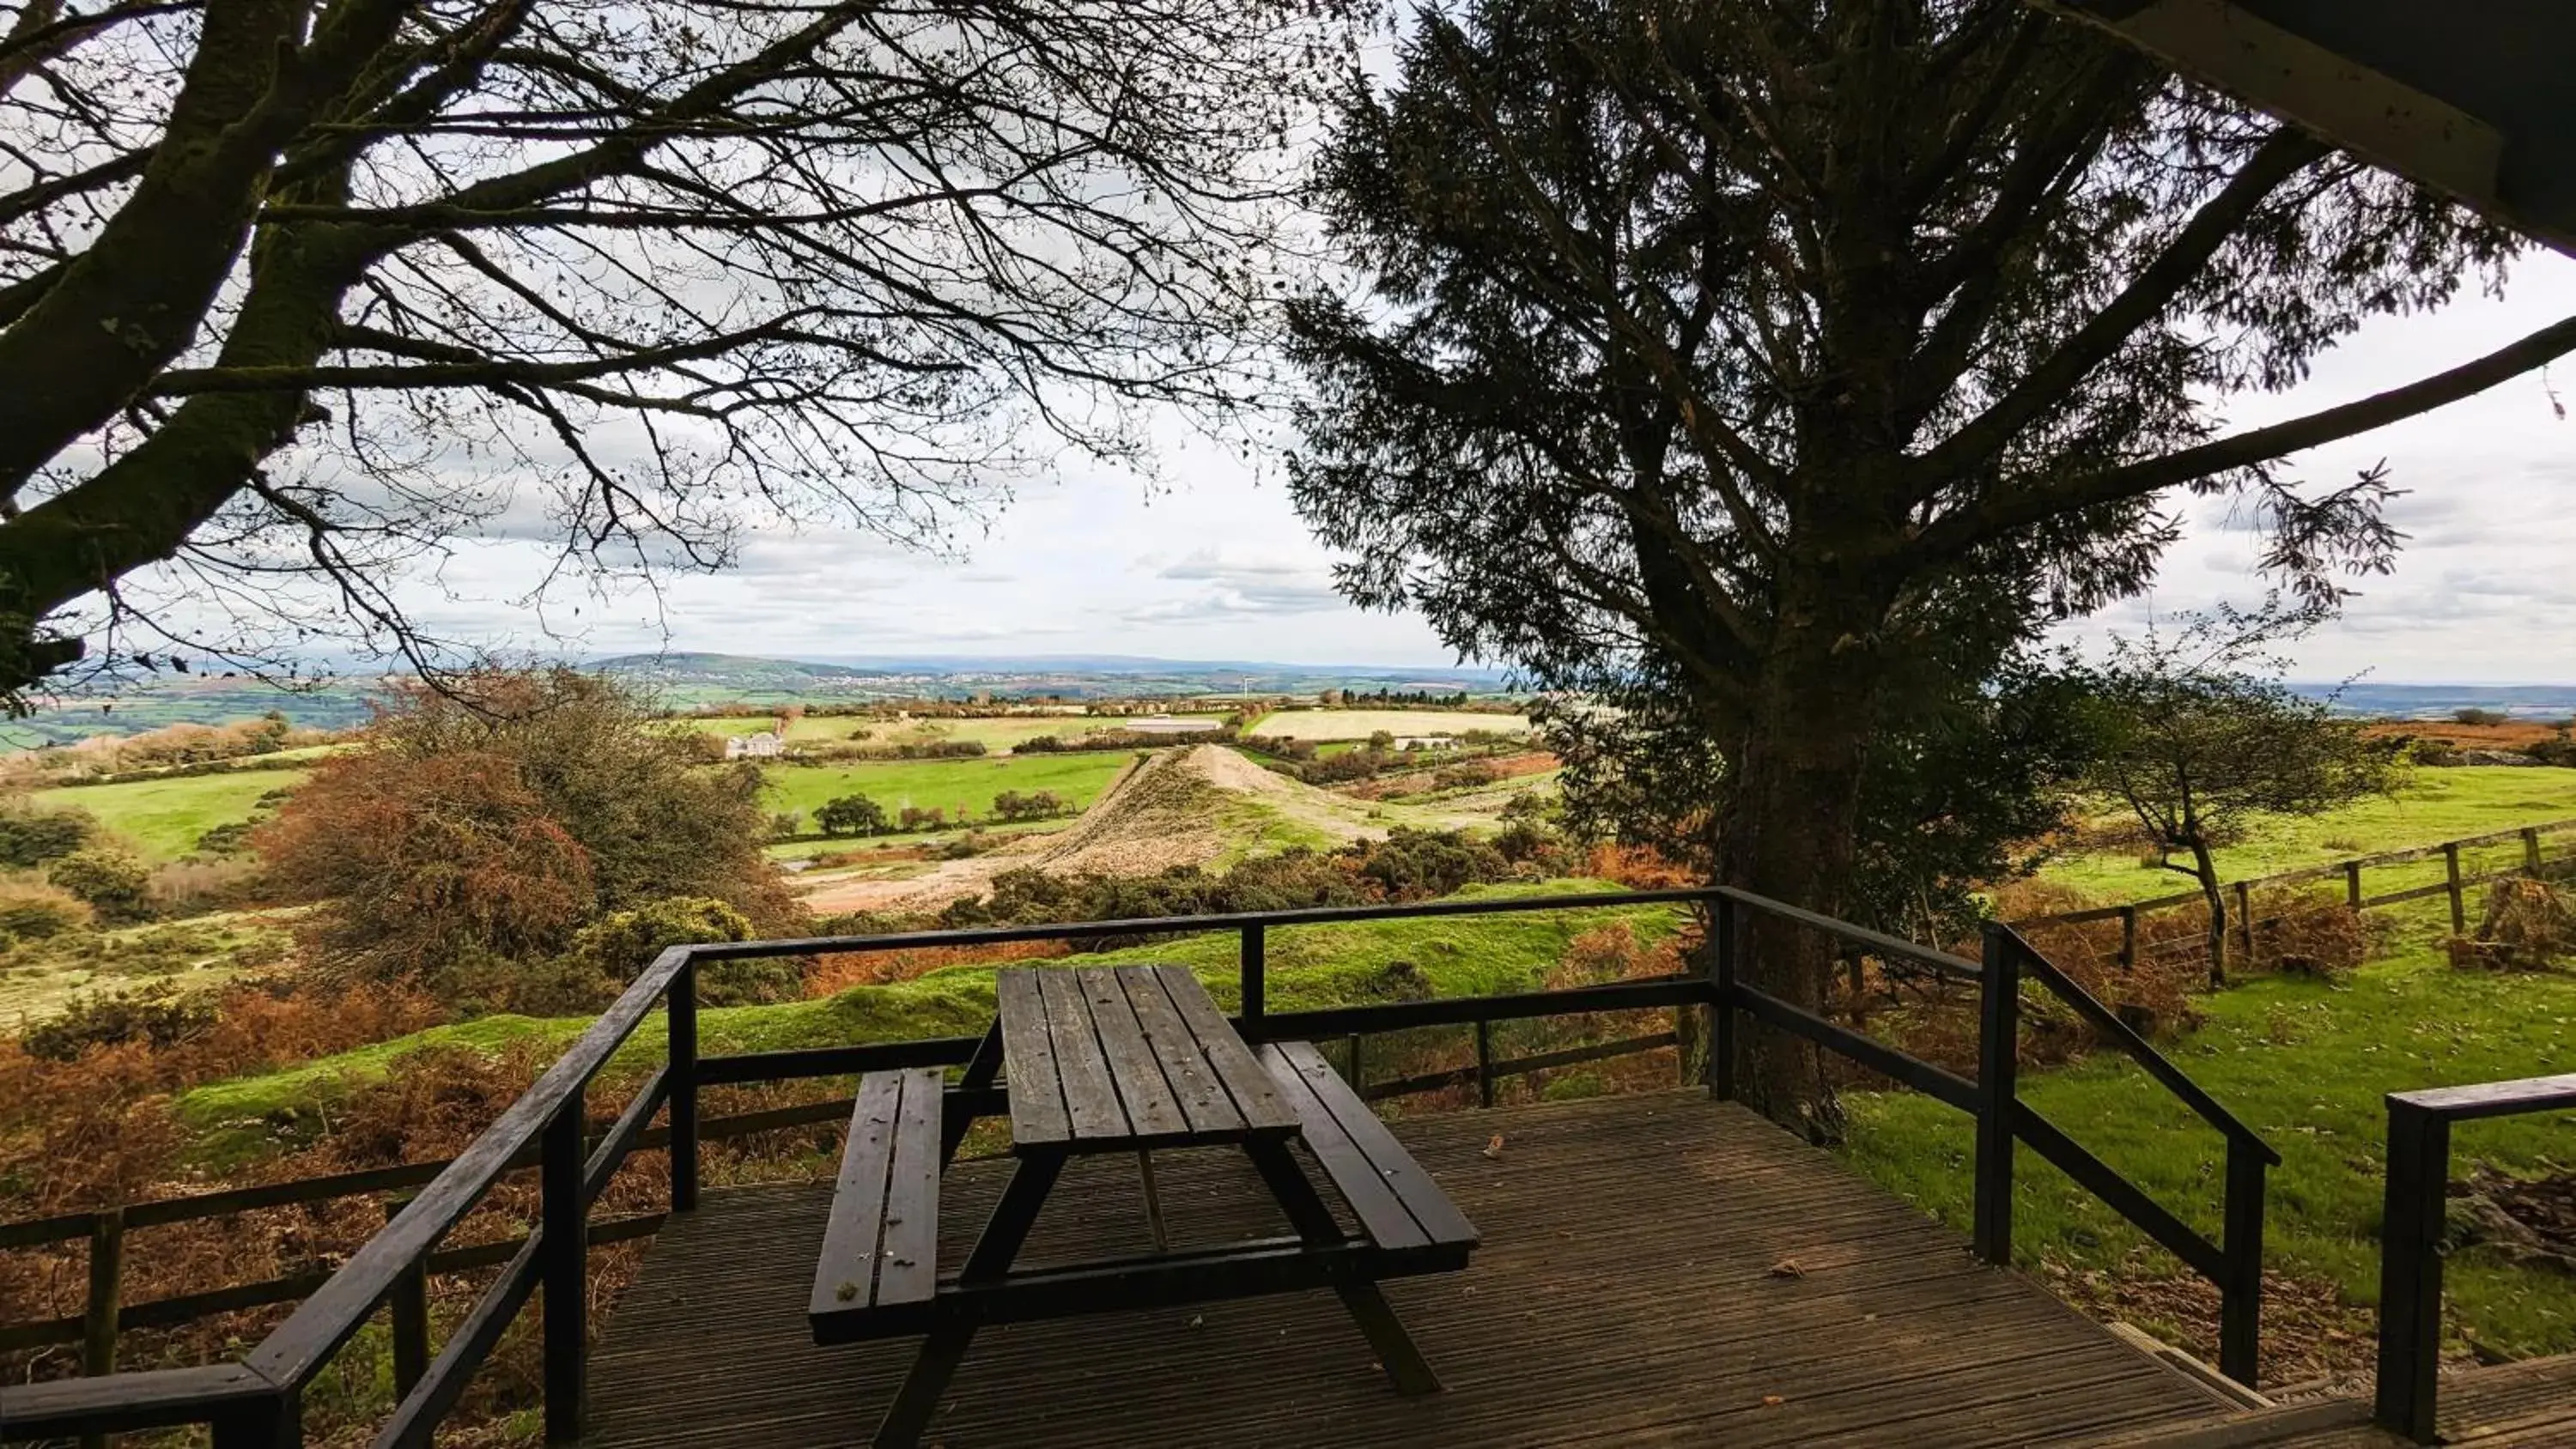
[795,746,1387,914]
[1030,743,1384,875]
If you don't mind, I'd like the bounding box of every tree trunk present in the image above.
[1710,599,1883,1142]
[2188,837,2228,987]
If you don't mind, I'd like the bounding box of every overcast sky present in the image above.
[390,248,2576,683]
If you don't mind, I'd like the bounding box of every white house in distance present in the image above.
[724,731,786,761]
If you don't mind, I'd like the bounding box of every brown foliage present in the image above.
[1581,842,1698,889]
[2451,877,2574,972]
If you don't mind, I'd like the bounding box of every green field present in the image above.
[1243,709,1531,742]
[756,752,1133,823]
[32,767,310,863]
[2039,766,2576,904]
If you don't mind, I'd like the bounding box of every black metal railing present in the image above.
[0,885,2277,1445]
[1706,908,2279,1385]
[2374,1072,2576,1443]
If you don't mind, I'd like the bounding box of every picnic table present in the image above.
[807,964,1479,1447]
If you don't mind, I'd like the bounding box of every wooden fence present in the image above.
[2011,818,2576,967]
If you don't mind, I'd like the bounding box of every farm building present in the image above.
[724,731,786,761]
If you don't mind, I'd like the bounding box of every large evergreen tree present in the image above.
[1286,0,2575,1124]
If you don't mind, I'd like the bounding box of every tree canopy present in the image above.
[1285,0,2574,1121]
[0,0,1354,694]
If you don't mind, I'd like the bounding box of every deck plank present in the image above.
[588,1090,2242,1449]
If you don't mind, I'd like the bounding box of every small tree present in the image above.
[816,795,890,837]
[2077,602,2403,984]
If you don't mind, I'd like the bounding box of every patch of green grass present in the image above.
[170,879,1682,1159]
[32,767,310,863]
[1844,907,2576,1361]
[756,753,1130,823]
[1242,708,1530,742]
[2043,766,2576,905]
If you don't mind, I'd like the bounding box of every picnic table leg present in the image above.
[871,1152,1066,1449]
[1137,1150,1170,1253]
[940,1022,1005,1166]
[1244,1139,1443,1396]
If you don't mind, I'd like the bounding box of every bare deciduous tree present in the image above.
[0,0,1354,694]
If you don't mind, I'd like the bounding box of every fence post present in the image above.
[2219,1137,2266,1386]
[1709,894,1737,1100]
[210,1387,301,1449]
[1474,1019,1496,1107]
[2375,1098,2450,1444]
[543,1094,587,1445]
[2233,880,2255,960]
[2117,906,2137,973]
[388,1196,429,1400]
[76,1206,124,1449]
[668,958,698,1214]
[1972,924,2020,1267]
[1242,923,1266,1023]
[2444,843,2467,936]
[2524,828,2546,877]
[2347,860,2364,910]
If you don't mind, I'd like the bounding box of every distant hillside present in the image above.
[2292,682,2576,720]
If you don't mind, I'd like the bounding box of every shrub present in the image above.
[48,847,154,923]
[2453,707,2512,726]
[2451,878,2573,972]
[2529,737,2576,768]
[816,794,889,836]
[22,981,221,1061]
[149,857,264,916]
[568,896,790,1007]
[991,789,1068,822]
[1432,760,1503,791]
[769,810,805,838]
[2404,736,2461,767]
[0,880,90,940]
[0,800,94,867]
[897,804,945,832]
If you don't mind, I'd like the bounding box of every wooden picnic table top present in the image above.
[993,965,1298,1156]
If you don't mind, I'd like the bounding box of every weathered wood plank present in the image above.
[1080,968,1191,1144]
[1116,966,1244,1137]
[875,1069,942,1307]
[1255,1042,1426,1250]
[1271,1040,1479,1248]
[993,970,1070,1151]
[1147,966,1296,1135]
[1033,967,1127,1142]
[807,1072,902,1316]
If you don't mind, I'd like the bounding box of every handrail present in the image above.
[2005,927,2280,1163]
[2375,1073,2576,1443]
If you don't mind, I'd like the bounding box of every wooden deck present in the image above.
[586,1089,2254,1447]
[2090,1355,2576,1447]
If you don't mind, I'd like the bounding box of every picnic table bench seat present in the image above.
[1258,1040,1479,1265]
[809,1067,945,1328]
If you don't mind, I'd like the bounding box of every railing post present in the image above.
[2444,843,2466,936]
[211,1387,301,1448]
[2117,906,2138,973]
[2219,1137,2266,1386]
[2375,1098,2450,1444]
[1972,924,2020,1267]
[1242,923,1266,1024]
[668,957,699,1213]
[387,1196,429,1400]
[77,1206,123,1449]
[1345,1034,1364,1092]
[1707,894,1737,1100]
[2347,860,2364,910]
[1474,1019,1496,1108]
[543,1093,587,1445]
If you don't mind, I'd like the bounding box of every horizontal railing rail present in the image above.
[2,881,2279,1441]
[2375,1072,2576,1443]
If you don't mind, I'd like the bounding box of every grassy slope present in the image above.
[757,753,1131,821]
[32,767,310,863]
[2043,766,2576,903]
[173,880,1681,1156]
[672,716,1209,752]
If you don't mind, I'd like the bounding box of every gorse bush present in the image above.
[21,981,221,1062]
[0,879,88,940]
[48,846,154,923]
[0,798,94,867]
[256,669,801,1006]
